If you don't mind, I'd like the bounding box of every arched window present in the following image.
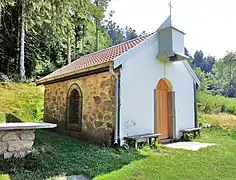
[67,84,83,131]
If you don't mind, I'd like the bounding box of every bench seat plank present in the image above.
[180,128,201,133]
[180,127,201,140]
[124,133,161,140]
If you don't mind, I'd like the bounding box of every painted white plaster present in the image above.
[172,29,184,54]
[116,33,197,144]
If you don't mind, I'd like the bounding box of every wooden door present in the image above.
[156,80,169,139]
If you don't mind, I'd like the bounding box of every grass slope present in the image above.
[1,129,236,180]
[0,82,44,123]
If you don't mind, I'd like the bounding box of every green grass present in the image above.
[0,130,144,180]
[0,82,44,123]
[1,129,236,180]
[0,174,10,180]
[97,128,236,180]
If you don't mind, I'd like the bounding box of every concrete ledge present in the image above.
[0,122,57,131]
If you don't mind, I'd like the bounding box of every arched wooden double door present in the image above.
[156,79,169,139]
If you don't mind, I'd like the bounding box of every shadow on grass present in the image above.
[6,113,22,123]
[0,130,146,180]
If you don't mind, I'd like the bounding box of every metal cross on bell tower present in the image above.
[168,1,173,17]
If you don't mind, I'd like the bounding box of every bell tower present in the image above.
[156,1,190,62]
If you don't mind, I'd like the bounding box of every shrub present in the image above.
[0,82,44,122]
[198,113,236,130]
[197,91,236,115]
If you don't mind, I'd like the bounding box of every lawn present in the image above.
[1,128,236,180]
[97,128,236,180]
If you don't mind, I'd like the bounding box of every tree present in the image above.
[125,26,138,41]
[222,52,236,79]
[193,50,204,67]
[0,0,137,79]
[19,0,26,81]
[93,0,110,51]
[202,56,216,73]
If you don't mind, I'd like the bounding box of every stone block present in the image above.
[4,152,14,159]
[20,130,35,141]
[2,132,19,141]
[0,142,7,153]
[13,151,27,158]
[8,141,33,152]
[0,131,7,139]
[95,121,103,128]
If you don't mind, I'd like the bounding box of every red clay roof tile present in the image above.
[40,34,151,82]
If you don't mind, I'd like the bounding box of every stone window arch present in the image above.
[67,83,83,131]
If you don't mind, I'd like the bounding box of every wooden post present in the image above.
[168,91,176,139]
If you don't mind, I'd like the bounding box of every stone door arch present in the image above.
[67,84,83,131]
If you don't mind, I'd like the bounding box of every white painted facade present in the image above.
[114,33,198,144]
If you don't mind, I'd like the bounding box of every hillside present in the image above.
[0,82,235,129]
[0,82,44,123]
[197,91,236,129]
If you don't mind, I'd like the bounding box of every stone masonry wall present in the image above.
[0,130,35,158]
[44,71,116,145]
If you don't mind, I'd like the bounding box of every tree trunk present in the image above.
[16,0,20,73]
[95,18,99,51]
[67,33,71,64]
[74,33,77,58]
[19,0,26,81]
[95,0,99,51]
[0,10,2,30]
[81,24,85,55]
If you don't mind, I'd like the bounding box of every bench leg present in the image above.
[193,131,196,138]
[134,141,138,149]
[182,132,186,140]
[149,138,152,145]
[198,130,201,136]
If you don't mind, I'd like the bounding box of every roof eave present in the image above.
[113,32,157,69]
[182,60,200,85]
[36,61,113,86]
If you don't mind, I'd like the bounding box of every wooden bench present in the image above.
[124,133,161,148]
[180,127,201,140]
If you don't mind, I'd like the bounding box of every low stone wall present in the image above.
[0,130,35,158]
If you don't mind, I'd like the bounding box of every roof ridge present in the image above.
[72,33,153,62]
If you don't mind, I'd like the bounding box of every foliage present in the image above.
[197,91,236,115]
[0,82,44,122]
[211,53,236,97]
[0,174,10,180]
[198,113,236,130]
[191,50,236,98]
[193,50,216,73]
[0,0,112,78]
[106,18,146,46]
[0,0,147,79]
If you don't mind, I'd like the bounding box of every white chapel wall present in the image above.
[116,33,195,144]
